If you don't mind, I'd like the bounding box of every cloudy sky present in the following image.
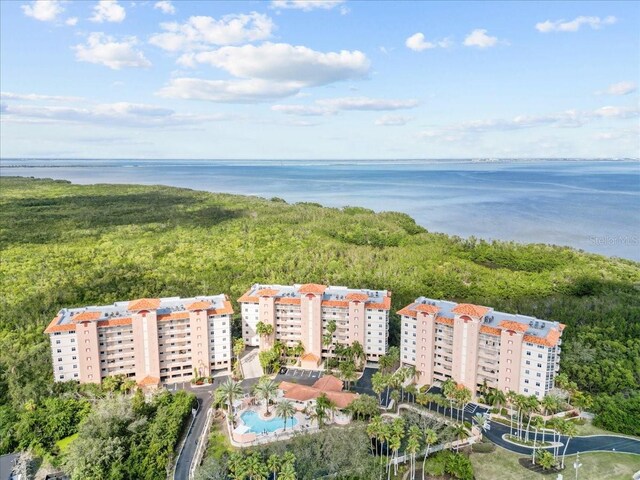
[1,0,638,159]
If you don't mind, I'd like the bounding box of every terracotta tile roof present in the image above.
[276,298,301,306]
[397,305,417,318]
[435,316,454,326]
[298,283,328,295]
[301,352,320,362]
[345,293,369,302]
[238,293,259,303]
[322,300,349,308]
[280,384,319,402]
[415,304,440,315]
[368,295,391,310]
[98,317,132,328]
[524,328,562,348]
[451,303,490,318]
[128,298,161,311]
[498,320,529,332]
[157,312,190,321]
[480,325,501,336]
[312,375,343,392]
[256,288,280,297]
[325,391,358,409]
[186,300,213,311]
[44,315,76,334]
[71,311,101,323]
[211,300,234,315]
[137,376,160,387]
[278,377,358,409]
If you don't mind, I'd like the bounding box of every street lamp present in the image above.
[573,452,582,480]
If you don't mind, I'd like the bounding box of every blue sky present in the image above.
[1,0,638,159]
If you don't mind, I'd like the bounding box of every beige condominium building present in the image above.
[398,297,564,398]
[238,283,392,365]
[44,295,233,387]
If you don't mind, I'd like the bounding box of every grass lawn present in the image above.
[55,433,78,454]
[470,447,640,480]
[568,418,639,439]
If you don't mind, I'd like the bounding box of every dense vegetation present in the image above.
[1,176,639,441]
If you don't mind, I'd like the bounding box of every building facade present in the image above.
[238,283,391,363]
[45,295,233,387]
[398,297,564,398]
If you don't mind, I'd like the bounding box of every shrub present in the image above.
[471,441,496,453]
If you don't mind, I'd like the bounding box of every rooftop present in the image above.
[45,294,231,333]
[398,296,565,346]
[279,375,357,409]
[239,283,391,308]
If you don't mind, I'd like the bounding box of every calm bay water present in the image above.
[2,159,639,261]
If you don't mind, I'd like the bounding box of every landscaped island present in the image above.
[1,177,639,478]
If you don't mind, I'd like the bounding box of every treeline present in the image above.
[0,177,639,437]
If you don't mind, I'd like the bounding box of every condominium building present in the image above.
[44,295,233,387]
[398,297,564,398]
[238,283,391,364]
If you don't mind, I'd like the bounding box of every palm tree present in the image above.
[388,417,405,479]
[367,416,384,458]
[405,383,418,404]
[541,394,559,416]
[326,319,337,355]
[233,338,245,378]
[216,378,243,422]
[455,386,472,423]
[506,390,518,436]
[256,321,274,350]
[278,462,296,480]
[275,400,296,430]
[547,417,564,462]
[451,424,469,452]
[406,425,421,480]
[531,416,545,465]
[537,450,556,471]
[228,452,246,480]
[560,421,577,468]
[372,371,387,406]
[487,388,506,409]
[524,395,540,442]
[244,452,268,480]
[338,360,358,390]
[120,378,137,395]
[267,454,280,480]
[421,428,438,480]
[315,393,331,427]
[253,378,278,416]
[390,389,400,413]
[351,340,366,370]
[442,378,456,420]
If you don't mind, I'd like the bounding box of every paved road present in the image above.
[352,367,392,407]
[417,386,640,457]
[174,377,228,480]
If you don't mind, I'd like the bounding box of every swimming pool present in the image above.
[240,410,298,433]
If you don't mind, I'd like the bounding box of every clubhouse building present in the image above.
[238,283,392,365]
[44,295,233,387]
[398,297,564,398]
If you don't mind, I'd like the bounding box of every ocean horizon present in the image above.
[2,158,639,261]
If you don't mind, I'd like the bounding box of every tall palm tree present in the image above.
[488,388,506,409]
[421,428,438,480]
[255,321,274,350]
[531,416,545,465]
[266,454,280,480]
[253,378,278,416]
[524,395,540,442]
[275,400,296,430]
[406,425,421,480]
[441,378,456,420]
[388,418,404,480]
[372,371,387,406]
[451,424,469,452]
[228,452,246,480]
[367,416,383,458]
[244,452,268,480]
[216,378,243,422]
[547,417,564,462]
[506,390,518,436]
[351,340,366,370]
[315,393,331,427]
[339,360,358,390]
[560,421,577,469]
[278,462,296,480]
[233,339,246,379]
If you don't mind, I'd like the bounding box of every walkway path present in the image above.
[240,348,263,379]
[174,377,228,480]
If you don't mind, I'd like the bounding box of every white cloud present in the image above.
[154,1,175,15]
[604,81,637,96]
[149,13,274,52]
[21,0,64,22]
[405,33,451,51]
[420,105,639,140]
[463,29,499,48]
[1,92,84,102]
[178,42,370,87]
[90,0,126,23]
[157,78,302,103]
[74,33,151,70]
[1,101,227,127]
[375,114,414,126]
[535,15,616,33]
[271,0,345,11]
[65,17,78,26]
[272,96,418,116]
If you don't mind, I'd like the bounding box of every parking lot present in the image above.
[274,367,323,386]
